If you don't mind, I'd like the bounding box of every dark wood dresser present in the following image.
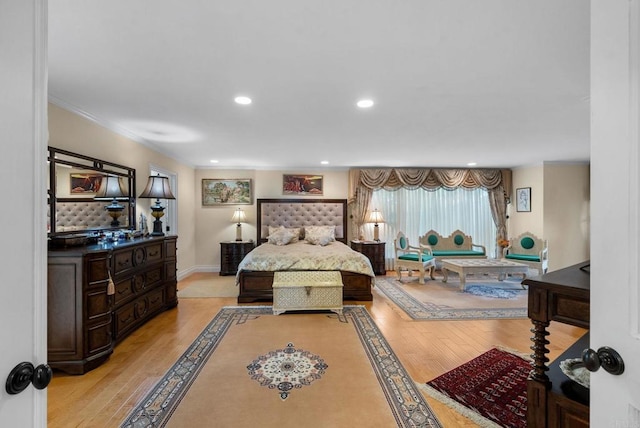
[220,241,255,275]
[523,261,590,427]
[47,235,178,374]
[350,240,386,275]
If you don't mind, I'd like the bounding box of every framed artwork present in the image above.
[202,179,252,206]
[282,174,323,195]
[70,173,104,194]
[516,187,531,212]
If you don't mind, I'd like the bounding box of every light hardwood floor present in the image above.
[47,272,586,427]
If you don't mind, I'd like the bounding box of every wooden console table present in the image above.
[523,261,590,427]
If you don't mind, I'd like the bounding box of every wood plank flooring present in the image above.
[47,272,586,427]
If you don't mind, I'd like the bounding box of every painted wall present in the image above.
[194,168,349,271]
[509,162,590,272]
[543,163,590,270]
[509,164,544,237]
[48,104,197,276]
[48,104,589,275]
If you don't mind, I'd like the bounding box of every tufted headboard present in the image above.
[257,199,348,244]
[50,200,130,232]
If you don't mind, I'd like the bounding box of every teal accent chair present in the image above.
[503,232,549,274]
[394,231,436,284]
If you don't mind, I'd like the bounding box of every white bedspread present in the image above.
[236,241,375,282]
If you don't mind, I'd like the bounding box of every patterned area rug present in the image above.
[120,306,442,428]
[418,348,530,428]
[375,276,528,320]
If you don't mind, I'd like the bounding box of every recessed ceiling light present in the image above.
[234,96,252,105]
[356,99,374,108]
[321,160,329,165]
[467,162,477,166]
[210,159,219,164]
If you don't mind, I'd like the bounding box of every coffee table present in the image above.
[441,259,529,291]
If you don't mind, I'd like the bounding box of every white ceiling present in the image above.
[48,0,590,170]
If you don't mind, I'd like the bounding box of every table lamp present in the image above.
[231,208,247,241]
[138,174,175,236]
[368,208,384,242]
[94,176,128,227]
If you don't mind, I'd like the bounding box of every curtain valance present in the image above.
[348,168,512,242]
[349,168,508,201]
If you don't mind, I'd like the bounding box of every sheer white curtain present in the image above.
[364,187,498,269]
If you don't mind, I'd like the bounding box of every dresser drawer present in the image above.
[86,287,110,320]
[113,278,134,306]
[144,243,163,264]
[113,250,134,275]
[87,317,112,356]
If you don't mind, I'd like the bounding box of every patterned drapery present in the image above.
[348,168,511,243]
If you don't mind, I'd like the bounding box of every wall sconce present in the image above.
[368,208,384,242]
[231,208,247,241]
[94,176,128,227]
[138,174,175,236]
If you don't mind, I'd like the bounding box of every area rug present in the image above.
[418,348,530,428]
[375,276,527,320]
[120,306,442,428]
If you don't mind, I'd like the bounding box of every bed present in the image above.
[236,198,375,303]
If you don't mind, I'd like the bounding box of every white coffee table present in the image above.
[441,259,529,291]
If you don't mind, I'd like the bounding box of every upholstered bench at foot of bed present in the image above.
[272,271,344,315]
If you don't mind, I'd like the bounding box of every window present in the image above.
[366,187,497,266]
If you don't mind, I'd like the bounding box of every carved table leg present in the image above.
[529,319,551,383]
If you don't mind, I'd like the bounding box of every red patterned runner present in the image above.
[424,348,529,428]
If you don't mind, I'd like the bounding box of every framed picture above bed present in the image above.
[282,174,323,195]
[202,178,252,206]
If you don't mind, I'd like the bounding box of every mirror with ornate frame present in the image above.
[48,146,136,237]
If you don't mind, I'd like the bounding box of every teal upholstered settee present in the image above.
[502,232,548,275]
[419,229,487,263]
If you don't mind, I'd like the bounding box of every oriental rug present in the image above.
[120,306,442,428]
[375,276,528,320]
[418,348,530,428]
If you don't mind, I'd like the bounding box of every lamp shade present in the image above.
[138,175,175,200]
[94,176,127,200]
[368,209,384,224]
[231,208,247,224]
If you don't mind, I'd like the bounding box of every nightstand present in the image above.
[351,240,386,275]
[220,241,255,276]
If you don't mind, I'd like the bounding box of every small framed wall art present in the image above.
[70,173,105,194]
[282,174,323,195]
[516,187,531,212]
[202,178,252,206]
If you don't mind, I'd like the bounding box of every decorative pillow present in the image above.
[427,234,438,246]
[268,226,301,242]
[454,234,465,246]
[304,225,336,246]
[267,228,298,246]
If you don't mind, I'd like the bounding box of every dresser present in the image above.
[350,240,386,275]
[523,261,590,427]
[47,236,178,374]
[220,241,255,275]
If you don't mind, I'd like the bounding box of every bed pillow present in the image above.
[304,225,336,246]
[267,228,298,246]
[268,225,301,242]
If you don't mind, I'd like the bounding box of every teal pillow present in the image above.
[428,235,438,245]
[399,236,407,248]
[521,237,535,249]
[454,234,464,246]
